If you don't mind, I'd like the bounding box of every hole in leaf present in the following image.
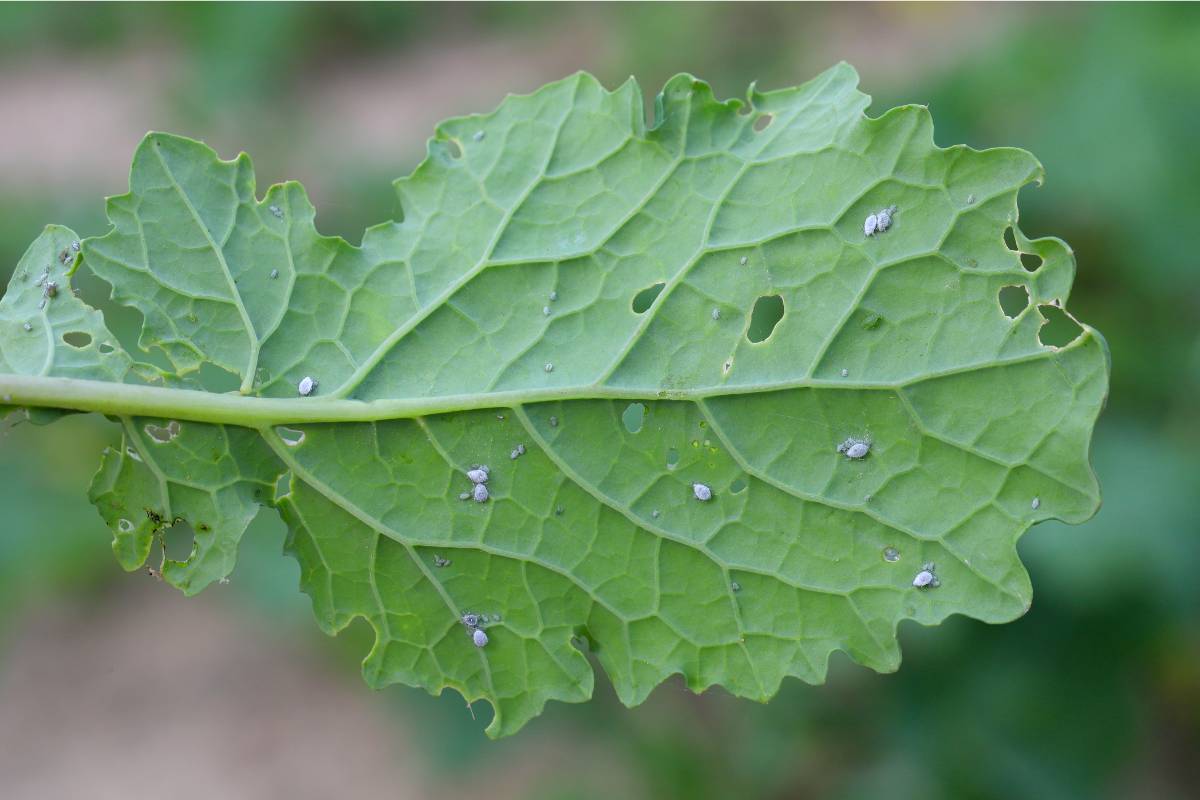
[1004,226,1019,251]
[998,285,1030,318]
[730,476,748,494]
[198,362,241,393]
[666,447,680,469]
[145,420,181,443]
[62,331,92,348]
[162,518,195,562]
[274,471,292,501]
[737,102,752,116]
[1037,304,1084,347]
[277,426,306,447]
[98,342,115,354]
[622,402,645,434]
[1020,252,1043,272]
[444,138,463,159]
[753,113,773,132]
[631,282,665,313]
[746,295,784,343]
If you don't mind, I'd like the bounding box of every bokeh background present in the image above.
[1,3,1197,798]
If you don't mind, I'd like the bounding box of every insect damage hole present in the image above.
[1020,252,1043,272]
[1037,304,1084,348]
[145,420,181,443]
[1003,226,1019,251]
[62,331,92,349]
[998,285,1030,318]
[753,113,773,132]
[622,402,645,434]
[746,294,784,343]
[631,282,665,314]
[276,426,306,447]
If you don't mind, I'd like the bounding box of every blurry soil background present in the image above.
[1,4,1198,799]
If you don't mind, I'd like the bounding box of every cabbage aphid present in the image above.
[297,376,316,396]
[473,483,489,503]
[693,482,713,501]
[467,467,489,484]
[473,628,489,647]
[863,213,878,236]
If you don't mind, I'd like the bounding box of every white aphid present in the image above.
[23,322,32,332]
[838,437,871,459]
[461,613,480,628]
[467,468,489,484]
[472,483,489,503]
[473,628,489,647]
[739,256,748,266]
[549,291,558,301]
[269,205,283,219]
[544,363,554,373]
[711,308,721,320]
[297,376,316,396]
[693,482,713,501]
[913,562,939,588]
[543,306,551,316]
[1031,497,1041,510]
[863,213,879,237]
[270,268,279,279]
[876,205,897,232]
[840,368,849,377]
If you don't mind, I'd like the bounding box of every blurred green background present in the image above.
[1,3,1197,798]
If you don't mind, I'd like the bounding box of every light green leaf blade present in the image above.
[0,64,1108,736]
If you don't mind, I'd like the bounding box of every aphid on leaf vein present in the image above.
[693,482,713,501]
[549,291,558,301]
[297,376,316,396]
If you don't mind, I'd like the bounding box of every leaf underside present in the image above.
[0,64,1108,736]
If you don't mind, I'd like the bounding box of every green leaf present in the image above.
[0,64,1108,736]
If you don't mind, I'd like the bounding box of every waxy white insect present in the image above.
[543,306,551,316]
[467,467,489,484]
[297,376,316,396]
[739,256,748,266]
[913,561,939,588]
[472,130,486,142]
[461,613,480,628]
[838,437,871,459]
[269,205,283,218]
[270,269,279,279]
[693,482,713,501]
[22,322,32,332]
[433,555,451,568]
[711,308,721,320]
[473,628,489,647]
[1031,497,1041,510]
[875,205,897,232]
[544,363,554,373]
[472,483,489,503]
[863,213,878,236]
[549,290,558,301]
[840,368,849,377]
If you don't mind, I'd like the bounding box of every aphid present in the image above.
[549,291,558,301]
[70,240,81,253]
[651,509,661,519]
[731,581,741,592]
[711,308,721,320]
[838,437,871,459]
[472,130,486,142]
[270,269,279,279]
[269,205,283,219]
[473,628,489,647]
[739,256,748,266]
[58,248,72,265]
[467,467,489,484]
[548,416,558,427]
[433,555,451,568]
[473,483,489,503]
[693,482,713,501]
[913,562,939,588]
[297,376,316,396]
[863,213,879,237]
[459,491,471,501]
[44,281,58,298]
[544,362,554,373]
[554,505,565,515]
[875,205,897,232]
[840,368,849,377]
[461,613,480,628]
[22,322,32,332]
[966,194,976,205]
[1031,497,1041,510]
[543,306,551,316]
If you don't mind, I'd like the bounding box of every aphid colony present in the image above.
[863,205,897,237]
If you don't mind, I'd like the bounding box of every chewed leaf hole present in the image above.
[277,426,306,447]
[444,138,463,160]
[753,113,773,132]
[631,282,665,314]
[62,331,92,348]
[98,342,116,354]
[145,420,181,443]
[746,294,784,343]
[622,402,645,434]
[1021,252,1043,272]
[162,518,196,561]
[1004,226,1019,251]
[730,476,748,494]
[998,285,1030,318]
[1037,304,1084,348]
